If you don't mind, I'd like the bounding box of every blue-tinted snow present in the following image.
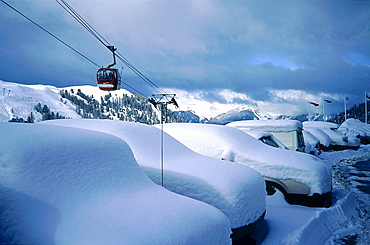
[0,122,231,244]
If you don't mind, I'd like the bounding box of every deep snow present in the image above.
[157,123,332,195]
[0,122,231,244]
[260,145,370,245]
[339,118,370,138]
[0,120,369,244]
[39,119,267,230]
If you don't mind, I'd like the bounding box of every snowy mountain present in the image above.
[0,80,182,124]
[0,80,80,122]
[1,80,367,125]
[0,80,269,124]
[206,105,269,125]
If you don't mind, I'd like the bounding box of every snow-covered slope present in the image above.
[0,80,160,123]
[0,80,80,121]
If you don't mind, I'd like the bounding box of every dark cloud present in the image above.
[0,0,369,113]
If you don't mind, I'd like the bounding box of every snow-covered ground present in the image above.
[39,119,267,234]
[1,116,369,244]
[0,122,232,244]
[262,145,370,245]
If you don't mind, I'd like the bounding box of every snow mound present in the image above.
[262,189,360,245]
[158,123,332,194]
[0,122,231,244]
[39,119,266,230]
[339,118,370,138]
[281,190,360,245]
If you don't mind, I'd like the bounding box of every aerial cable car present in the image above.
[96,46,121,91]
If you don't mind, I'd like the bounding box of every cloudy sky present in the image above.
[0,0,369,116]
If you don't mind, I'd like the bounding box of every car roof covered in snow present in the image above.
[157,123,332,195]
[39,119,266,229]
[302,130,320,145]
[0,122,231,245]
[303,127,332,147]
[339,118,370,137]
[303,121,339,129]
[241,129,273,139]
[227,119,303,132]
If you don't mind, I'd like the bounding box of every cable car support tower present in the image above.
[149,94,179,186]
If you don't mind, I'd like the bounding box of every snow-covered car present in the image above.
[157,123,333,208]
[303,121,360,151]
[227,120,306,152]
[302,130,321,155]
[0,122,231,244]
[242,130,289,150]
[339,118,370,144]
[304,126,332,151]
[40,119,266,243]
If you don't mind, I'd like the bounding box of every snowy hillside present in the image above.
[1,80,368,125]
[0,80,270,124]
[0,80,167,124]
[0,80,80,122]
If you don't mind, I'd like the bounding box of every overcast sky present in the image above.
[0,0,369,115]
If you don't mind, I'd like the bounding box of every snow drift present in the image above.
[39,119,266,231]
[0,122,231,244]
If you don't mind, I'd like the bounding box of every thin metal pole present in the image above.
[322,99,326,121]
[161,104,164,186]
[365,91,368,124]
[344,98,346,121]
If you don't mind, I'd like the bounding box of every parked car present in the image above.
[0,122,231,244]
[158,123,332,208]
[303,121,360,151]
[304,126,332,151]
[339,118,370,144]
[302,130,321,155]
[40,119,267,243]
[227,120,305,152]
[242,130,289,150]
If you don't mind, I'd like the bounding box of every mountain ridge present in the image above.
[1,80,368,125]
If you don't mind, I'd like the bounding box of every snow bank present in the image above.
[262,189,360,245]
[0,122,231,244]
[158,123,332,194]
[319,144,370,167]
[282,190,359,245]
[39,119,266,230]
[227,119,303,132]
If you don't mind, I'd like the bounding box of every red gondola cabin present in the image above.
[96,68,121,91]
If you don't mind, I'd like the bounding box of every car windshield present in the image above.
[260,136,280,148]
